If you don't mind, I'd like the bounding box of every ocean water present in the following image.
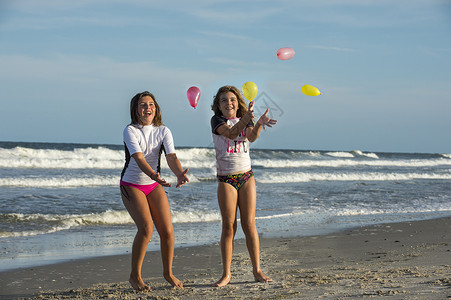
[1,141,450,271]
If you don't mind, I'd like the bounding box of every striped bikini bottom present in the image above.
[217,170,254,191]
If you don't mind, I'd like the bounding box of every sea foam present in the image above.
[258,171,451,183]
[0,207,221,238]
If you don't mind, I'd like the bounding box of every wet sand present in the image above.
[1,217,450,299]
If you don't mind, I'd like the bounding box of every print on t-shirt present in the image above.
[227,129,248,153]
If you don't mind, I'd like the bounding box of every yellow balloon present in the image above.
[242,81,258,101]
[301,84,322,96]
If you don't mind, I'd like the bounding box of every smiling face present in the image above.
[219,91,239,119]
[138,95,155,125]
[212,86,248,118]
[129,91,163,126]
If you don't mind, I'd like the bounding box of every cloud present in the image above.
[305,45,358,52]
[0,54,224,110]
[187,6,284,26]
[198,30,249,41]
[206,57,270,68]
[0,53,217,82]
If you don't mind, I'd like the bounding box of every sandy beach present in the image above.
[1,217,450,299]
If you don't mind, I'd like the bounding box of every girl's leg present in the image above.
[214,182,238,287]
[238,177,272,283]
[147,185,183,288]
[121,185,154,291]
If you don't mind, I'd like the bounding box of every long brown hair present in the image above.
[211,85,248,117]
[129,91,163,126]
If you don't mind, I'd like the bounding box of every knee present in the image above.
[222,223,236,238]
[137,222,153,240]
[158,225,174,241]
[241,220,256,235]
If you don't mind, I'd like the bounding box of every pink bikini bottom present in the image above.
[120,180,159,196]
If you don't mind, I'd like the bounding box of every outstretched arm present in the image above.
[216,101,255,140]
[132,152,171,187]
[246,108,277,142]
[166,153,189,188]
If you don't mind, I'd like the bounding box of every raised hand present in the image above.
[257,109,277,129]
[247,101,255,119]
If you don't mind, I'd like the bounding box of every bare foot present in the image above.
[164,274,183,288]
[129,277,151,291]
[254,270,272,283]
[214,274,231,287]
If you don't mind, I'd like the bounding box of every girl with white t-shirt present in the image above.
[120,91,189,291]
[210,85,277,287]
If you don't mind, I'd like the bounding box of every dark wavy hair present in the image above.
[211,85,248,117]
[129,91,163,126]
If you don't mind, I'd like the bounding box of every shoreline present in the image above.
[1,217,450,299]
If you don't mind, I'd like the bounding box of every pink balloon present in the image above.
[277,47,295,60]
[187,86,201,109]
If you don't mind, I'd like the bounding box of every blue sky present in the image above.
[0,0,450,153]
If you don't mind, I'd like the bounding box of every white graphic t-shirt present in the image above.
[211,115,254,175]
[121,124,175,185]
